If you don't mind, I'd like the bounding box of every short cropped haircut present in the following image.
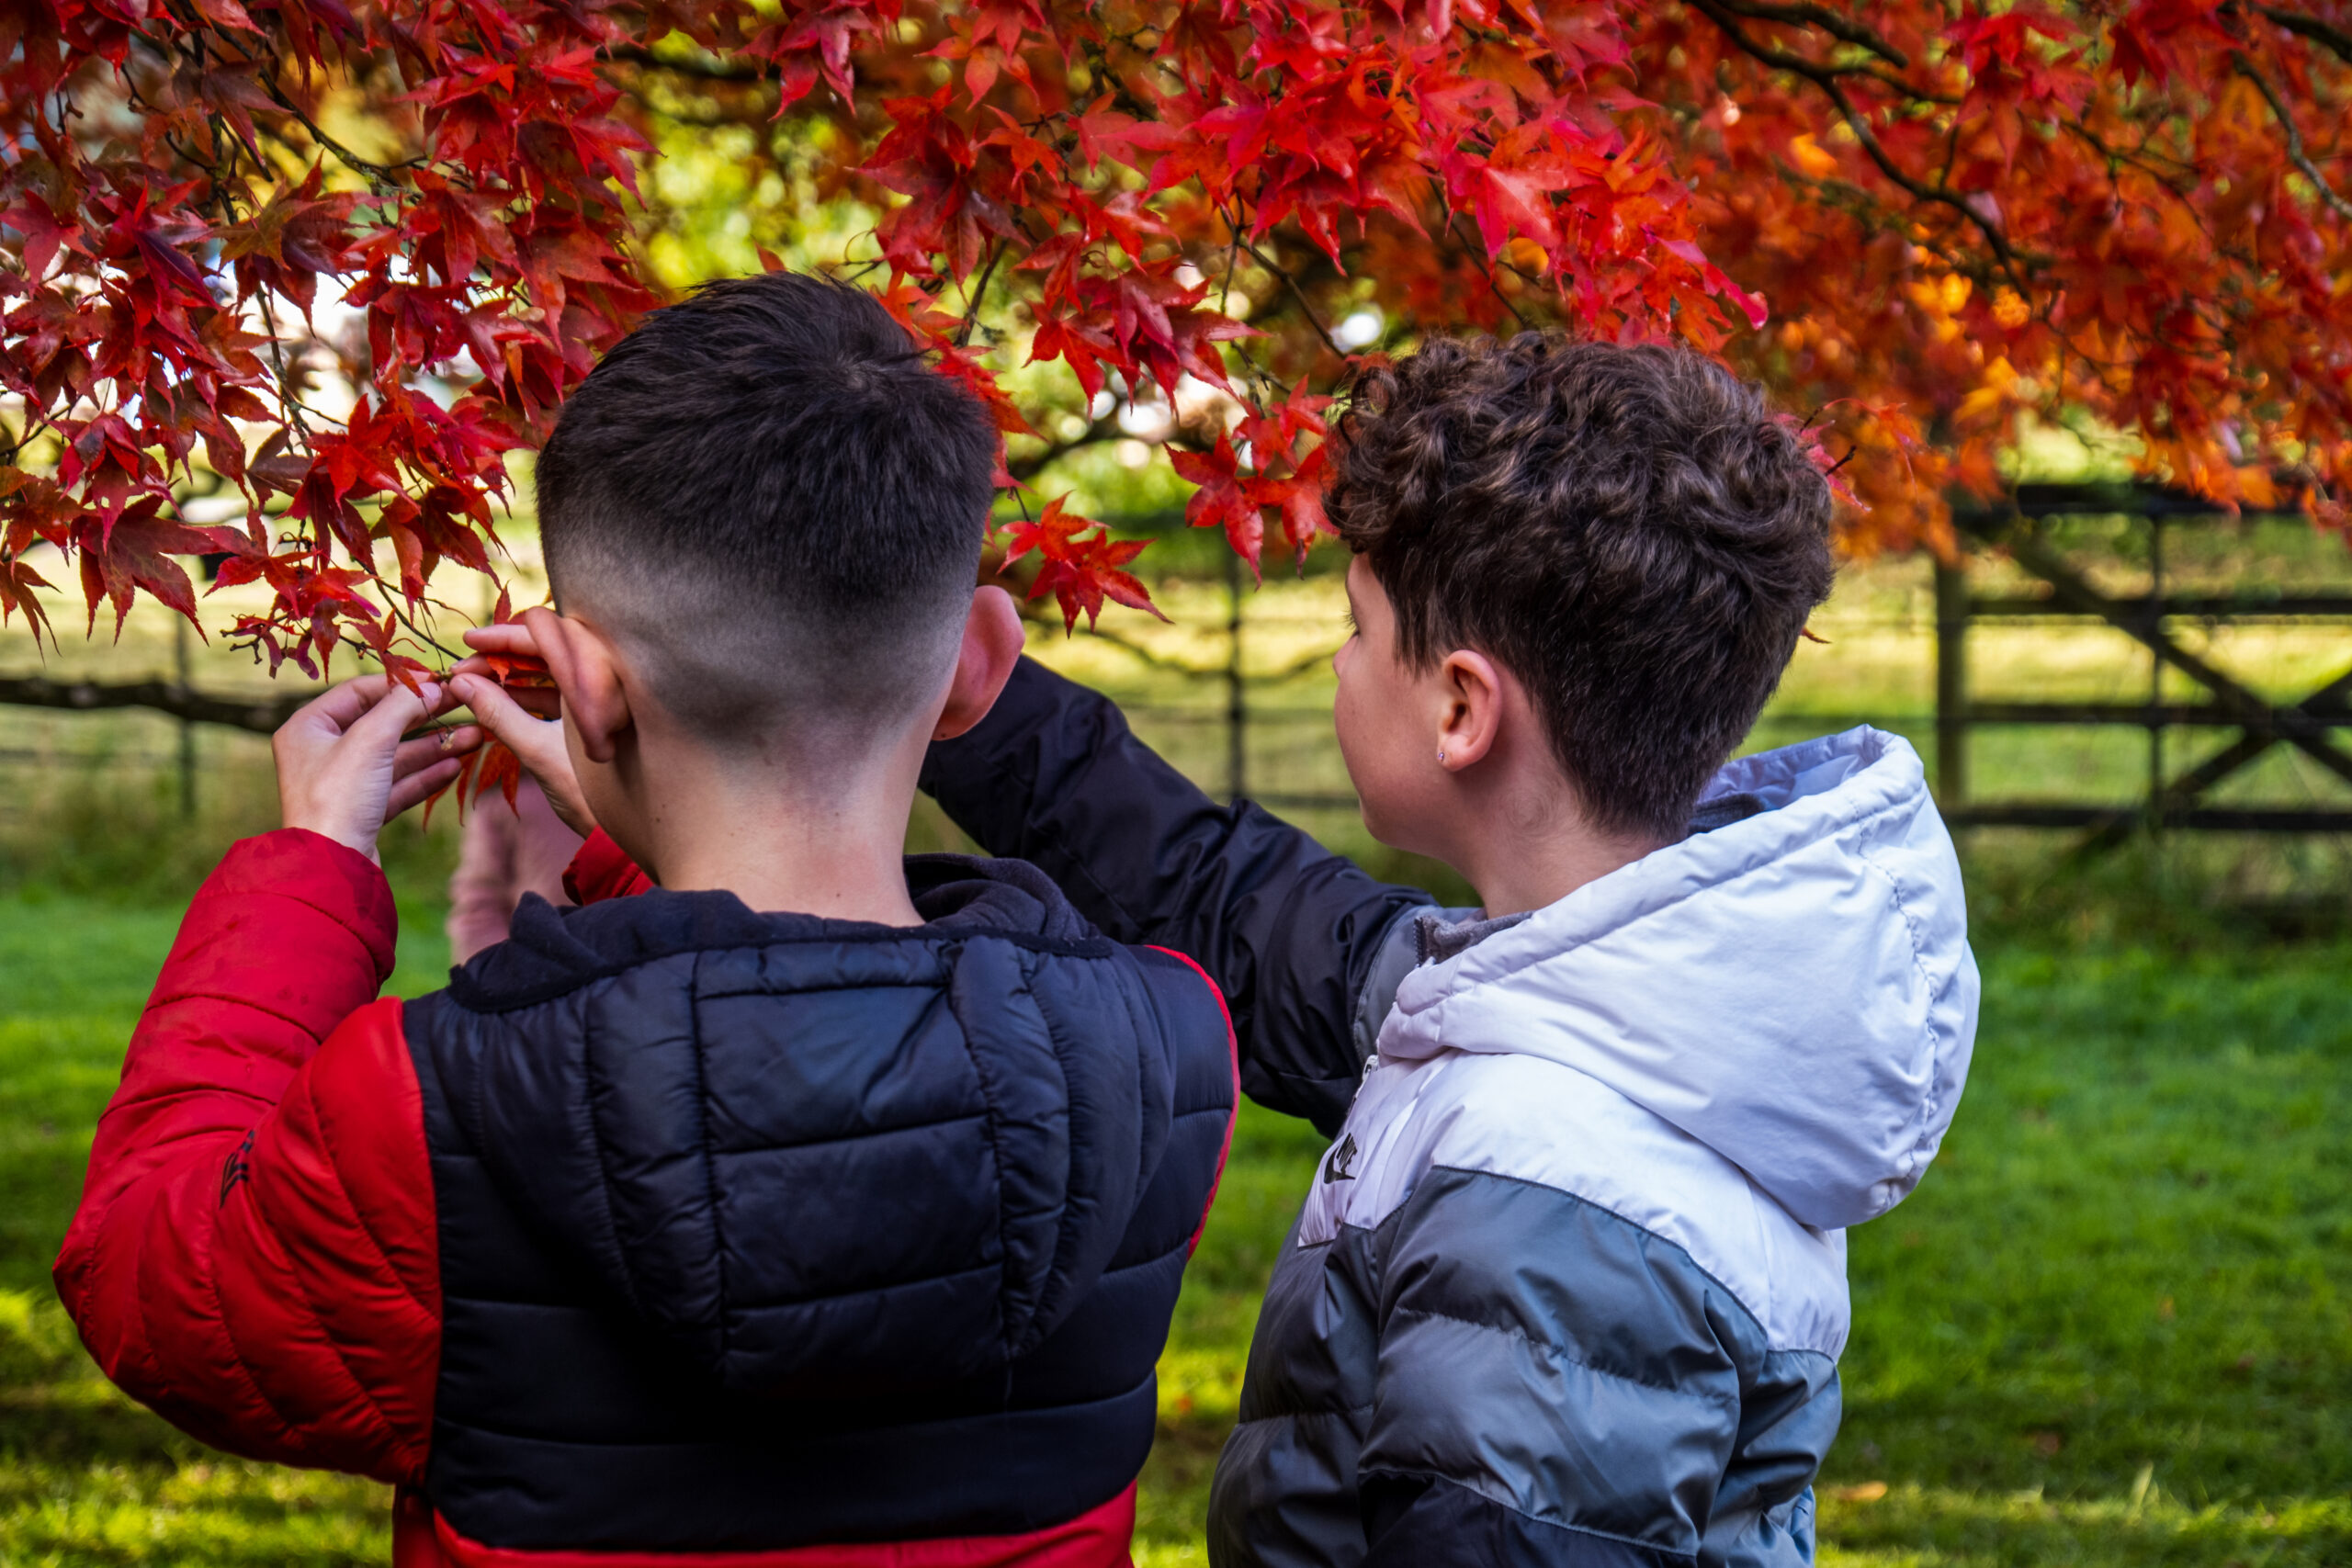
[537,272,997,757]
[1329,335,1836,840]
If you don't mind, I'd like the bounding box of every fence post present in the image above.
[1933,553,1969,811]
[2145,513,2165,834]
[1225,547,1247,804]
[174,617,197,820]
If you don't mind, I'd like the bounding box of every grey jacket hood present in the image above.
[1381,727,1979,1231]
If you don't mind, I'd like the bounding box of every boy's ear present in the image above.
[523,606,633,764]
[1434,649,1507,772]
[933,587,1025,741]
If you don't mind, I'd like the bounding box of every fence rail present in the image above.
[11,485,2350,846]
[0,675,307,734]
[1940,480,2352,848]
[0,617,318,816]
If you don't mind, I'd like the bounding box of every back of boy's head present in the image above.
[1329,334,1835,841]
[537,271,996,759]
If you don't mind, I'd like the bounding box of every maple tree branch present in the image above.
[604,42,775,84]
[2060,118,2200,188]
[2233,52,2352,221]
[1708,0,1909,66]
[1849,64,1962,104]
[957,242,1004,347]
[255,72,426,186]
[1227,220,1348,361]
[388,601,468,663]
[1007,414,1121,480]
[1424,179,1533,332]
[1766,169,1974,274]
[1447,212,1535,331]
[253,292,313,448]
[1073,36,1169,128]
[1690,0,2030,288]
[2258,7,2352,65]
[1209,212,1281,401]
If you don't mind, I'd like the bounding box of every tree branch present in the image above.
[1690,0,2030,288]
[1224,211,1348,360]
[2233,51,2352,222]
[957,241,1004,347]
[1709,0,1909,67]
[1443,209,1533,331]
[2259,6,2352,65]
[256,73,425,185]
[603,42,777,85]
[1006,415,1120,480]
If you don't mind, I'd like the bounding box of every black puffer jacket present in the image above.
[402,853,1238,1554]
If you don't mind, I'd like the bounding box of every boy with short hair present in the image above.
[918,336,1979,1566]
[57,273,1238,1567]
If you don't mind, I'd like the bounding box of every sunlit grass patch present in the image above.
[1818,1481,2352,1566]
[0,1456,390,1566]
[0,1287,391,1566]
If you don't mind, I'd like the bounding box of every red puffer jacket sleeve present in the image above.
[53,829,442,1485]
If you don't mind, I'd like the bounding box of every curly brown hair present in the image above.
[1329,334,1836,840]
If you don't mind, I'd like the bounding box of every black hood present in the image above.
[428,854,1179,1396]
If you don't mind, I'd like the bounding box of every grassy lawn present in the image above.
[1,886,2347,1564]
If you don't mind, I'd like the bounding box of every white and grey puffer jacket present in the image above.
[922,662,1980,1568]
[1205,728,1979,1568]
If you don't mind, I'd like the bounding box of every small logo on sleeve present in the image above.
[1323,1133,1359,1184]
[219,1130,256,1208]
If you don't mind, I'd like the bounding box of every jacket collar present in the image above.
[447,852,1108,1012]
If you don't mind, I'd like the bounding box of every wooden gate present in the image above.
[1935,482,2352,844]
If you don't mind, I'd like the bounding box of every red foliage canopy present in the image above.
[3,0,2348,656]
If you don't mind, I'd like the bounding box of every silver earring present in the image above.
[1436,749,1448,764]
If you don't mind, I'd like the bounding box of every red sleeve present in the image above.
[561,826,654,904]
[53,829,442,1484]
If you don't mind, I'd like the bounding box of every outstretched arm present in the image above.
[921,656,1433,1134]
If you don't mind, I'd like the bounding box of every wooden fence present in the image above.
[1938,481,2352,847]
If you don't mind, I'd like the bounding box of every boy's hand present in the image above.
[450,616,598,839]
[276,676,480,863]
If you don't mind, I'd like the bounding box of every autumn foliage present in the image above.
[3,0,2348,658]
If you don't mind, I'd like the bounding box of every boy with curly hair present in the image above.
[922,336,1979,1567]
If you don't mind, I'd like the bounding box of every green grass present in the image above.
[1815,944,2352,1567]
[0,897,433,1563]
[6,886,2338,1563]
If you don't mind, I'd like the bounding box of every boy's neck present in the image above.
[1459,823,1668,922]
[611,733,929,926]
[1438,761,1669,919]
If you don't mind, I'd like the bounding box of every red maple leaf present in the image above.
[1002,496,1168,631]
[11,0,2348,669]
[72,502,251,638]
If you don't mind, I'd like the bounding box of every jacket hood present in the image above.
[1382,728,1978,1230]
[435,854,1177,1395]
